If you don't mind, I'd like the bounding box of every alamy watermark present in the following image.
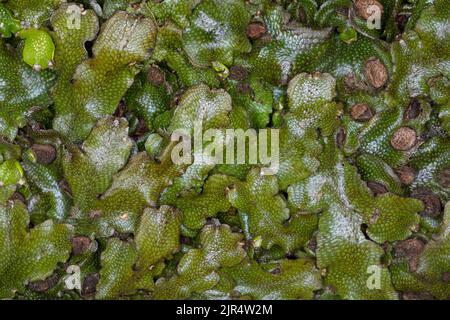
[170,121,280,175]
[64,265,81,291]
[367,5,382,30]
[366,265,382,290]
[66,5,82,30]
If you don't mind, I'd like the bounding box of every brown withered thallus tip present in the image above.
[336,127,346,148]
[390,127,417,151]
[28,273,60,293]
[411,188,442,218]
[404,98,421,120]
[147,65,165,86]
[247,22,266,40]
[367,181,388,196]
[396,166,416,185]
[82,273,100,297]
[30,144,57,165]
[344,74,357,90]
[365,58,388,89]
[396,14,410,33]
[71,236,92,256]
[133,118,150,138]
[354,0,384,20]
[350,103,373,122]
[394,238,425,273]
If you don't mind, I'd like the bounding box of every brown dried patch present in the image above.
[390,127,417,151]
[297,7,307,24]
[344,73,359,90]
[354,0,384,20]
[350,103,373,122]
[147,65,165,86]
[131,2,143,9]
[364,58,388,89]
[133,119,149,138]
[28,273,59,293]
[336,127,346,149]
[367,181,388,196]
[404,98,421,121]
[396,166,416,185]
[344,73,368,91]
[113,101,126,118]
[395,14,410,33]
[113,231,133,241]
[246,22,266,40]
[438,168,450,188]
[31,144,57,165]
[402,291,434,300]
[82,273,100,298]
[71,236,91,256]
[411,188,442,218]
[229,65,248,81]
[394,238,425,272]
[344,73,357,90]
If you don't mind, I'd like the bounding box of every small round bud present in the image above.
[390,127,417,151]
[147,65,165,86]
[30,144,57,165]
[350,103,373,122]
[71,236,92,256]
[246,22,266,40]
[395,166,416,185]
[365,58,388,89]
